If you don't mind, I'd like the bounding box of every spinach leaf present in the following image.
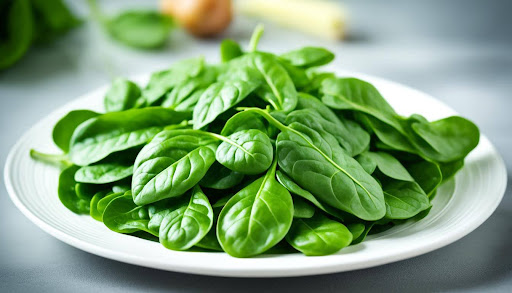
[301,71,335,95]
[159,186,214,251]
[103,193,173,235]
[253,53,298,112]
[75,163,133,184]
[195,207,223,251]
[286,108,370,157]
[193,80,260,129]
[143,57,205,105]
[410,116,479,163]
[296,93,370,156]
[90,191,124,221]
[215,129,273,175]
[351,223,374,245]
[132,129,217,205]
[405,160,442,197]
[87,0,174,49]
[321,77,402,131]
[276,58,310,88]
[281,47,335,68]
[75,182,108,201]
[161,65,217,110]
[285,212,352,256]
[383,180,430,220]
[220,110,268,137]
[0,0,33,70]
[439,159,464,182]
[246,108,385,221]
[104,78,141,112]
[58,165,90,214]
[276,170,348,221]
[358,152,414,182]
[220,39,243,62]
[69,107,190,166]
[53,110,99,153]
[293,196,316,219]
[217,161,293,257]
[347,223,366,241]
[356,113,417,154]
[199,162,244,190]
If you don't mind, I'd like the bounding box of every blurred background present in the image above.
[1,0,511,292]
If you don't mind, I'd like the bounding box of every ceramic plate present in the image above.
[5,71,507,277]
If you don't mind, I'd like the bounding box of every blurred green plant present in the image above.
[87,0,175,50]
[0,0,81,70]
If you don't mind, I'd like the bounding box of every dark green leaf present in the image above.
[285,212,352,256]
[53,110,99,153]
[69,107,190,166]
[132,129,217,205]
[217,161,293,257]
[281,47,335,68]
[104,78,141,112]
[159,186,214,251]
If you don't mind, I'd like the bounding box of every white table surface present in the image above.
[1,0,511,292]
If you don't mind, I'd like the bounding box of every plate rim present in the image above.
[4,71,508,278]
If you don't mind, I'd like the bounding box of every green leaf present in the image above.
[90,191,124,221]
[215,129,274,175]
[411,116,480,163]
[439,159,464,182]
[280,47,335,68]
[195,208,223,251]
[58,166,90,214]
[351,223,374,245]
[405,160,442,197]
[220,39,243,62]
[292,196,315,219]
[383,180,430,219]
[69,107,190,166]
[104,78,141,112]
[356,113,417,154]
[358,152,414,181]
[193,80,260,129]
[75,163,133,184]
[199,162,244,190]
[217,161,293,257]
[321,77,402,131]
[276,170,348,221]
[143,57,204,105]
[132,129,217,205]
[0,0,33,69]
[159,186,214,251]
[285,213,352,256]
[161,65,217,110]
[103,193,172,235]
[53,110,99,153]
[286,108,370,157]
[220,111,268,137]
[253,53,298,112]
[347,223,366,241]
[104,10,174,49]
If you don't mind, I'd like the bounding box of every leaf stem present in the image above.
[237,107,288,132]
[30,149,72,169]
[248,24,265,52]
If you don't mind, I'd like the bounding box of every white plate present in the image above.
[5,71,507,278]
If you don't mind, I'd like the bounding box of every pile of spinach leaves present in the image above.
[31,26,480,257]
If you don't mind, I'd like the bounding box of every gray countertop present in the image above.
[1,0,511,292]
